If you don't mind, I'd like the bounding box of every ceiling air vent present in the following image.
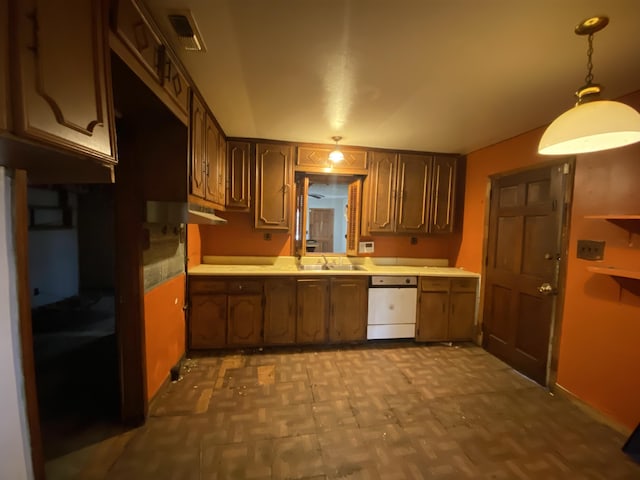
[168,11,206,52]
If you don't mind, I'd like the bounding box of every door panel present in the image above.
[483,163,569,385]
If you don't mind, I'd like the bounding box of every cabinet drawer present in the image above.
[421,277,450,292]
[190,278,226,293]
[451,278,477,292]
[228,280,263,294]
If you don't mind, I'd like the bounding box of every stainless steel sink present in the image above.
[297,264,329,271]
[327,264,367,271]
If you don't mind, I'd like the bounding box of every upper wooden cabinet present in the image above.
[255,143,294,230]
[227,141,251,211]
[190,93,225,208]
[296,146,368,174]
[10,0,116,162]
[365,151,397,233]
[111,0,189,124]
[363,151,459,235]
[190,94,206,198]
[0,0,9,132]
[430,156,457,234]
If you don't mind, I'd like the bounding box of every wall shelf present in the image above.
[587,265,640,281]
[584,215,640,235]
[587,265,640,296]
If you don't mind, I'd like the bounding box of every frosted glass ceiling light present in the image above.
[329,136,344,162]
[539,16,640,156]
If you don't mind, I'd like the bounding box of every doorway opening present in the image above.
[482,160,574,386]
[27,183,122,465]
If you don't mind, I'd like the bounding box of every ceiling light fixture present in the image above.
[328,136,344,163]
[538,15,640,156]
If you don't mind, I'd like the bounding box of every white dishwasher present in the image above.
[367,276,418,339]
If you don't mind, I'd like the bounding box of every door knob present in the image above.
[537,283,557,295]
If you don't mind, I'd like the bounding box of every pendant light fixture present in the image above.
[328,136,344,163]
[538,16,640,155]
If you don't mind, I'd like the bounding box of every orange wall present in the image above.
[143,273,186,400]
[197,212,460,263]
[456,90,640,431]
[199,211,292,257]
[187,224,202,268]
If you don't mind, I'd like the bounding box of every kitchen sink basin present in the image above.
[297,264,329,271]
[328,264,367,271]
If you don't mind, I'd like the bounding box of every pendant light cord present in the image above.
[585,33,594,86]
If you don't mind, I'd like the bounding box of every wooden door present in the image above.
[227,141,251,210]
[329,277,367,343]
[396,153,431,233]
[204,113,222,205]
[366,151,397,233]
[190,293,226,348]
[255,143,293,230]
[264,278,296,345]
[296,279,328,344]
[12,0,116,161]
[308,208,334,253]
[227,294,263,346]
[190,94,206,198]
[483,163,569,385]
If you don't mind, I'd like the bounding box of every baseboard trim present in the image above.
[552,384,632,437]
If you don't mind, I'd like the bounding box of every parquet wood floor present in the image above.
[47,343,640,479]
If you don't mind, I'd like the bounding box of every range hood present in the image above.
[146,201,227,225]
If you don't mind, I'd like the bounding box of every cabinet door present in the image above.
[190,293,227,348]
[264,278,296,345]
[0,0,8,132]
[416,291,449,342]
[396,153,431,233]
[255,143,293,230]
[329,277,367,343]
[227,141,251,210]
[190,94,206,198]
[448,291,475,340]
[216,130,227,206]
[227,294,263,346]
[161,53,189,119]
[12,0,116,161]
[430,156,457,233]
[204,113,222,205]
[114,0,163,83]
[366,151,397,233]
[296,279,328,344]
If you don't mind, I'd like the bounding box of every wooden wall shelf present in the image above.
[587,266,640,281]
[584,215,640,235]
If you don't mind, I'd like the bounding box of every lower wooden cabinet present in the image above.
[329,278,367,343]
[296,279,329,344]
[264,278,296,345]
[227,293,262,346]
[416,277,477,342]
[189,277,264,349]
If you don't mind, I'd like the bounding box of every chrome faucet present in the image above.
[321,254,329,267]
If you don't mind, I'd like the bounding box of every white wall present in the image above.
[28,188,79,308]
[0,167,34,479]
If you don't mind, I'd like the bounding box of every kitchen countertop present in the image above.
[188,256,480,278]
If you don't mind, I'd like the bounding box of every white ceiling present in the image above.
[145,0,640,155]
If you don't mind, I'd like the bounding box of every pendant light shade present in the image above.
[538,15,640,156]
[538,100,640,155]
[329,136,344,162]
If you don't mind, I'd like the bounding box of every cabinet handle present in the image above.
[26,9,39,55]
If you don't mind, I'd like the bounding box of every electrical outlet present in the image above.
[577,239,605,260]
[264,233,272,241]
[410,237,418,245]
